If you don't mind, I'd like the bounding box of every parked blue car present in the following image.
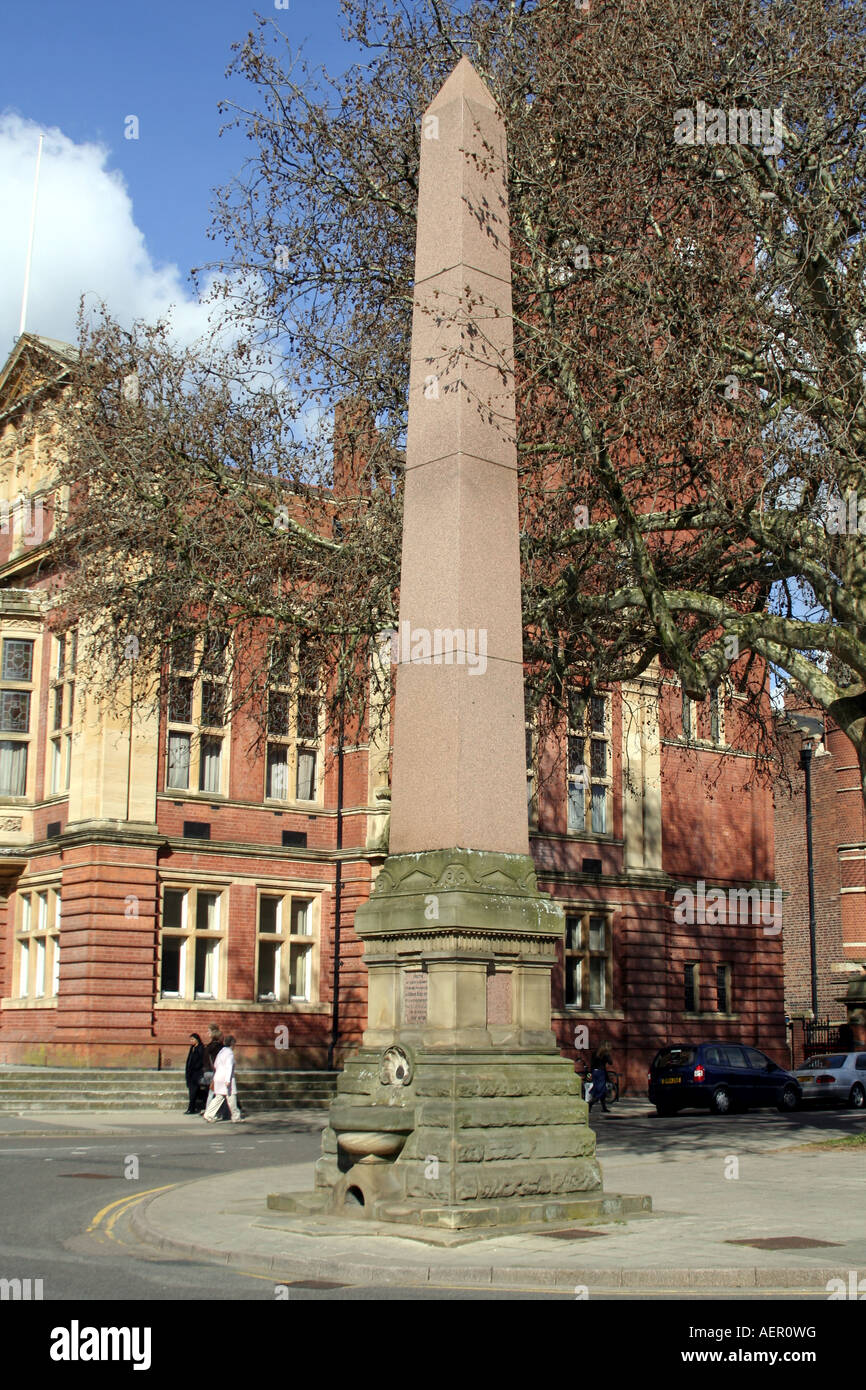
[648,1042,801,1116]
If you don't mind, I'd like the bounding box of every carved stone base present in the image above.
[271,1047,613,1230]
[268,851,650,1229]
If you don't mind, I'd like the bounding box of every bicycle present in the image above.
[577,1055,620,1108]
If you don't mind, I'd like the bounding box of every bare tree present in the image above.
[55,0,866,793]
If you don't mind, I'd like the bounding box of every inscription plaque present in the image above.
[486,971,512,1026]
[402,970,428,1025]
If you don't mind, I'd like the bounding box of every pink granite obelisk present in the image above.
[272,60,632,1231]
[389,57,528,856]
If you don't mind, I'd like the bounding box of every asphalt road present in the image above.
[0,1116,326,1301]
[0,1101,861,1303]
[0,1115,566,1301]
[589,1094,866,1154]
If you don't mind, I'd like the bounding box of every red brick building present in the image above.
[0,334,787,1090]
[774,707,866,1042]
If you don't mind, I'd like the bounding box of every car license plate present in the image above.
[660,1078,682,1084]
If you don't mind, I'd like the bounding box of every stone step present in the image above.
[0,1085,337,1096]
[0,1067,338,1111]
[0,1068,338,1078]
[0,1077,335,1090]
[0,1095,334,1112]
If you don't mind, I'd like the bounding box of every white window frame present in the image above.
[0,634,36,800]
[159,884,227,1000]
[255,889,319,1003]
[563,909,613,1011]
[13,884,61,1001]
[47,631,76,797]
[165,633,230,797]
[567,692,611,835]
[264,638,323,806]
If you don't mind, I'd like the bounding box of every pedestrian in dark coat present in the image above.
[205,1023,223,1067]
[588,1046,612,1113]
[184,1033,207,1113]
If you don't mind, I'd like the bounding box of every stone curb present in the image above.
[127,1190,838,1295]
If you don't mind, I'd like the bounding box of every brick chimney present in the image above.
[333,399,376,497]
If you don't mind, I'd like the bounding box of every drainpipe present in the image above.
[327,694,345,1072]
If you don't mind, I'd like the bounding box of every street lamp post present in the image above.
[787,713,827,1020]
[799,738,819,1019]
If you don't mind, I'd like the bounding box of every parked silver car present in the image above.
[793,1051,866,1108]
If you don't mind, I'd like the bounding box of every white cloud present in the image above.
[0,112,222,356]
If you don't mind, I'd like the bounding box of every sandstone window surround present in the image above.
[158,884,227,1001]
[0,634,35,799]
[564,909,613,1011]
[255,889,319,1003]
[709,687,725,745]
[684,960,700,1012]
[682,961,736,1018]
[525,720,537,827]
[13,883,61,1003]
[716,961,733,1014]
[679,681,727,748]
[567,692,611,835]
[46,630,76,797]
[3,487,53,556]
[165,631,230,797]
[264,637,323,806]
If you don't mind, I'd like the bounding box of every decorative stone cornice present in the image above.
[355,849,564,940]
[371,849,538,896]
[362,931,559,959]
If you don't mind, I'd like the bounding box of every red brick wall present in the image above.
[778,722,850,1017]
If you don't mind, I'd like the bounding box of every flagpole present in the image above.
[19,133,44,338]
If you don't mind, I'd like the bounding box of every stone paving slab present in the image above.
[0,1109,327,1136]
[128,1156,866,1296]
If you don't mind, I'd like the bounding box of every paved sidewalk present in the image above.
[0,1109,327,1136]
[4,1103,861,1293]
[128,1142,866,1295]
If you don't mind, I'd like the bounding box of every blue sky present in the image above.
[1,0,355,354]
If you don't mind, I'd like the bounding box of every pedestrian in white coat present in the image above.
[202,1035,243,1123]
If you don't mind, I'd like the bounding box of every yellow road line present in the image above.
[87,1184,176,1235]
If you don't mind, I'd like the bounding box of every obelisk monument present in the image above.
[389,57,528,857]
[272,58,641,1230]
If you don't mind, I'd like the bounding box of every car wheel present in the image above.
[710,1087,731,1115]
[849,1083,865,1110]
[777,1084,799,1113]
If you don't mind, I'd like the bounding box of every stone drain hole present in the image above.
[345,1186,365,1208]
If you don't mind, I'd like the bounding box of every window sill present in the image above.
[1,996,58,1009]
[532,830,622,845]
[163,790,227,802]
[664,738,729,752]
[154,999,329,1013]
[553,1008,625,1020]
[681,1012,741,1021]
[265,799,322,810]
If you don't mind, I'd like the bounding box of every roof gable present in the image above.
[0,333,78,421]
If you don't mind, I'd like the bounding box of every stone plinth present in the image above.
[272,850,615,1229]
[268,58,649,1230]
